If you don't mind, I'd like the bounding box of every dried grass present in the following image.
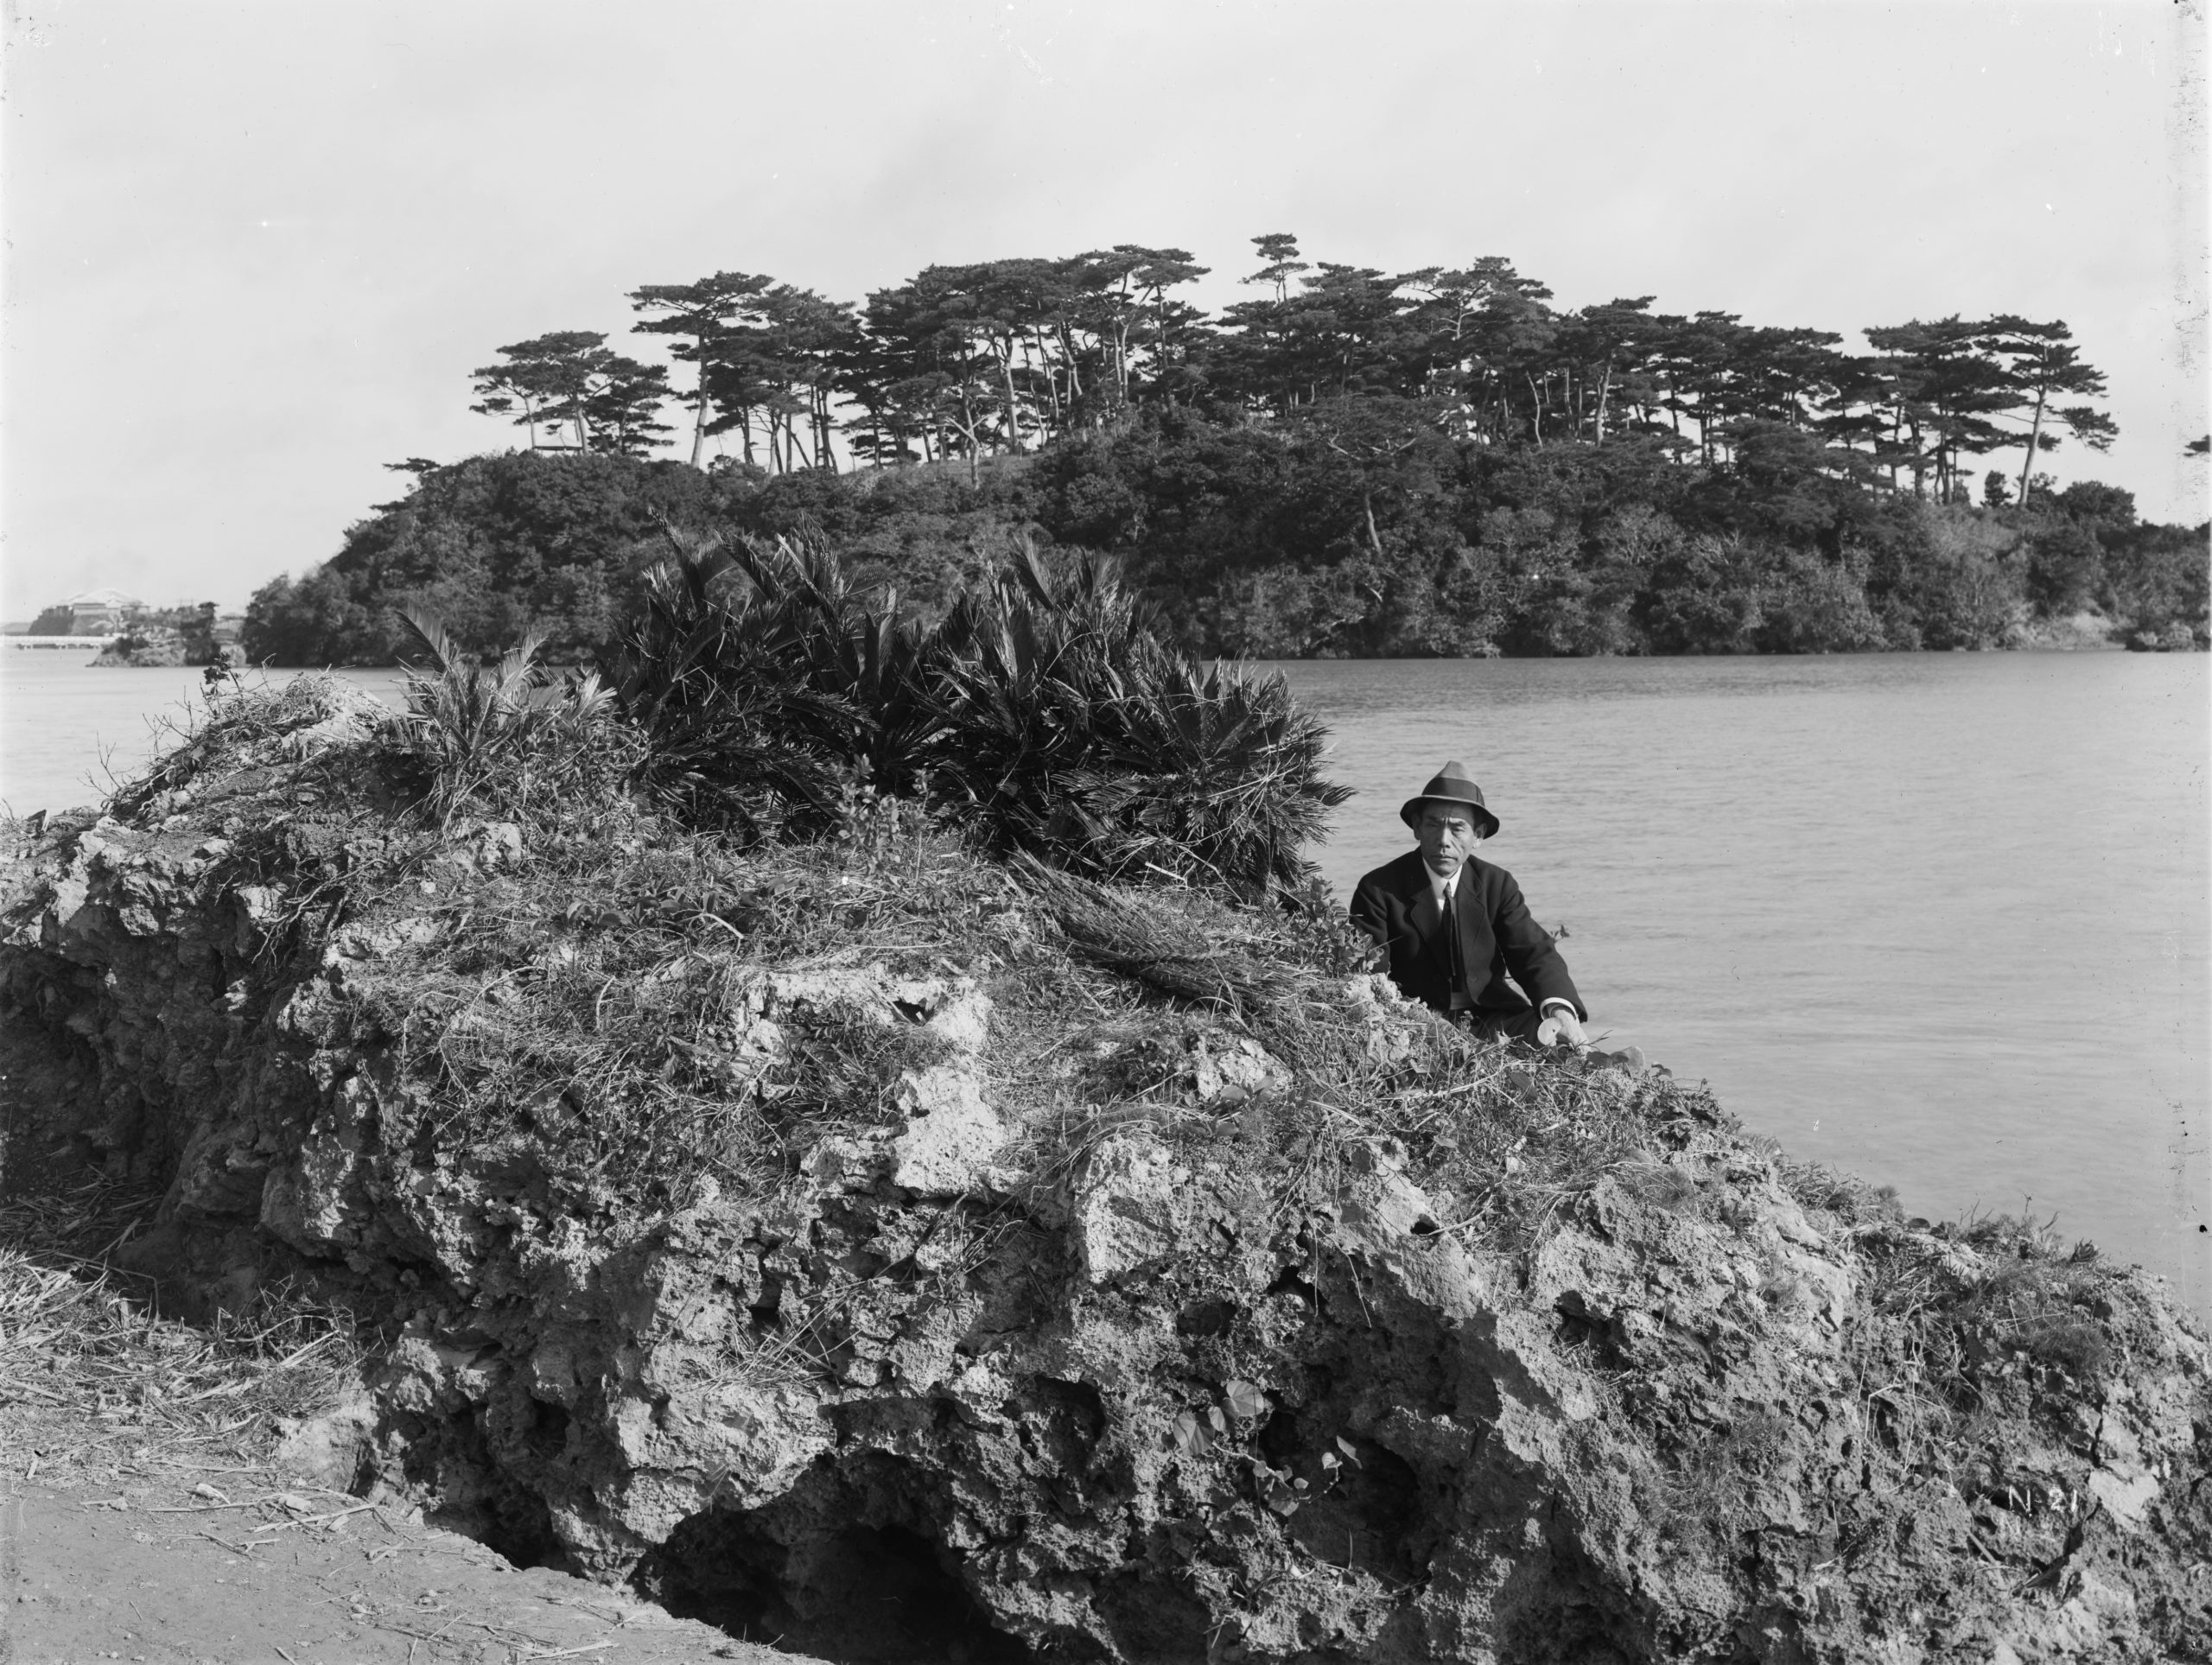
[996,853,1731,1248]
[0,1177,366,1478]
[102,669,385,821]
[339,817,1030,1204]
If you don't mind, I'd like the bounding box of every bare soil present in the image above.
[0,1408,794,1665]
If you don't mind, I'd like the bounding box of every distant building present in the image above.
[60,588,147,635]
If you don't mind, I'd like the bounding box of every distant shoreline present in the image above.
[0,634,2176,667]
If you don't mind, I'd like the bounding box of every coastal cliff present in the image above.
[2,676,2206,1663]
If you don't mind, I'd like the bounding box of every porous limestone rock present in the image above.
[5,735,2209,1665]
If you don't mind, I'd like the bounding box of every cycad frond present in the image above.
[397,604,461,675]
[613,532,1347,887]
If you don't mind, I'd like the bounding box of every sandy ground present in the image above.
[0,1413,791,1665]
[0,1412,797,1665]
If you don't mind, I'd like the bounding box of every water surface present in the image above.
[1271,652,2209,1312]
[2,658,408,814]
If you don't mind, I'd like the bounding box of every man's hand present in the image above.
[1540,1002,1588,1049]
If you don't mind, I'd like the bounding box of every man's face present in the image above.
[1416,804,1482,874]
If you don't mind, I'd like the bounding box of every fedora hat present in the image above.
[1399,761,1500,837]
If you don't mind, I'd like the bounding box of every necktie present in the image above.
[1443,874,1467,996]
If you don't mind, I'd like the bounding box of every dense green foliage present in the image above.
[616,533,1347,890]
[242,231,2203,664]
[242,454,738,665]
[241,451,1046,665]
[245,432,2207,665]
[361,531,1346,892]
[472,239,2124,512]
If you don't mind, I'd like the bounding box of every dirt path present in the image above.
[0,1424,792,1665]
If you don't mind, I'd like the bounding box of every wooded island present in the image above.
[243,236,2209,664]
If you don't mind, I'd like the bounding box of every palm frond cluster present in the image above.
[615,531,1350,892]
[395,606,635,823]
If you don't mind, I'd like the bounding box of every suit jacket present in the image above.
[1349,849,1584,1020]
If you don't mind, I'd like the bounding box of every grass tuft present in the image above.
[390,605,642,827]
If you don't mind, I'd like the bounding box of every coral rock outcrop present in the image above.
[3,685,2206,1664]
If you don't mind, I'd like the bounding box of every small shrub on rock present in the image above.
[615,530,1349,892]
[389,606,641,827]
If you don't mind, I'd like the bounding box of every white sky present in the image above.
[3,0,2205,613]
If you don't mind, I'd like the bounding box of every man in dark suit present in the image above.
[1349,762,1589,1045]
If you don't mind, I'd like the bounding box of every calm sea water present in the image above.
[3,651,2208,1310]
[0,659,411,812]
[1270,652,2209,1315]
